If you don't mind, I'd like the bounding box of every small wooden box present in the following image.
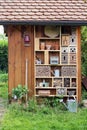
[62,35,70,46]
[70,66,76,76]
[61,53,68,64]
[38,90,50,96]
[61,66,68,76]
[69,47,76,53]
[70,35,76,46]
[70,53,76,64]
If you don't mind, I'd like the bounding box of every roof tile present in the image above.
[0,0,87,22]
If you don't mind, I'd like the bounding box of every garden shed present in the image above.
[0,0,87,102]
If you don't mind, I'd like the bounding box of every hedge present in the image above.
[0,35,8,72]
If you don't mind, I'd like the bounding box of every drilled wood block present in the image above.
[61,66,68,76]
[69,47,76,53]
[70,66,76,76]
[36,66,51,77]
[70,35,76,45]
[61,66,76,76]
[70,53,76,64]
[61,47,68,53]
[61,53,68,64]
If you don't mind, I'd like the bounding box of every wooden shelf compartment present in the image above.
[49,51,60,64]
[35,38,60,51]
[34,26,78,99]
[67,88,77,96]
[56,87,67,96]
[53,78,62,87]
[51,66,61,77]
[63,77,77,88]
[35,78,52,88]
[35,51,44,64]
[36,89,56,97]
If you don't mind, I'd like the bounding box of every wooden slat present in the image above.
[14,26,22,87]
[8,25,35,98]
[77,26,81,102]
[21,28,25,86]
[23,26,34,97]
[8,26,16,94]
[31,26,34,97]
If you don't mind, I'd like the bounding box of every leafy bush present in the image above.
[12,84,28,99]
[81,26,87,76]
[0,73,8,82]
[0,35,8,72]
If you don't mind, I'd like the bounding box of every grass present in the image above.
[0,73,87,130]
[1,105,87,130]
[0,73,8,99]
[0,83,8,99]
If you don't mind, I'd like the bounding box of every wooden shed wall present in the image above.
[8,25,34,97]
[8,25,81,102]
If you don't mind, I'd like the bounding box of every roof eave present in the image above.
[1,20,87,26]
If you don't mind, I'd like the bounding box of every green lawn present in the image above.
[0,74,87,130]
[1,105,87,130]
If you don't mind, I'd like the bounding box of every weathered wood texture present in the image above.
[77,26,81,102]
[8,25,34,97]
[8,25,81,101]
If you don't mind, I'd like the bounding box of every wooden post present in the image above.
[25,58,28,102]
[77,26,81,102]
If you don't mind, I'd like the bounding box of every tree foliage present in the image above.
[81,26,87,76]
[0,34,8,72]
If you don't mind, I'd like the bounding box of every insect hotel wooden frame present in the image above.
[0,0,87,103]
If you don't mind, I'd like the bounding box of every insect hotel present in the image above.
[0,0,87,103]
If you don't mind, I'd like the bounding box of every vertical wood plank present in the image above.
[21,28,25,86]
[77,26,81,102]
[8,26,15,95]
[14,26,22,87]
[31,26,34,97]
[8,25,34,98]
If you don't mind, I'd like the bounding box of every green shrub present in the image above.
[0,35,8,72]
[0,73,8,82]
[0,83,8,99]
[81,26,87,76]
[12,84,28,99]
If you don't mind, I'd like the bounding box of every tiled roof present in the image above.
[0,0,87,23]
